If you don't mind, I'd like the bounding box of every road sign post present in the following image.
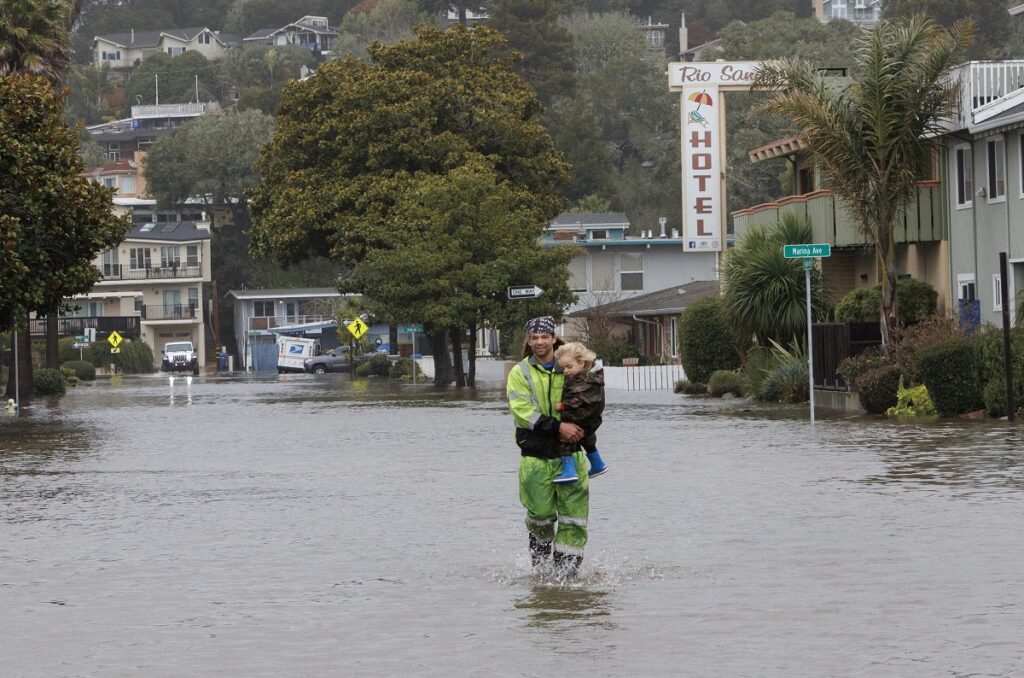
[507,285,544,300]
[782,244,832,424]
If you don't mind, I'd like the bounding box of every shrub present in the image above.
[837,346,892,389]
[366,353,390,377]
[834,279,938,325]
[742,344,778,397]
[707,370,745,397]
[756,359,809,403]
[355,362,371,377]
[61,360,96,381]
[893,315,961,384]
[590,337,639,366]
[674,379,707,395]
[678,296,741,383]
[33,367,66,396]
[886,379,937,417]
[917,338,983,417]
[855,364,902,414]
[119,341,154,374]
[389,357,422,379]
[975,327,1024,402]
[983,377,1011,419]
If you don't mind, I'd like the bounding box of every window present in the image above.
[591,252,614,292]
[101,50,121,61]
[101,249,119,277]
[669,316,679,358]
[186,245,199,267]
[102,177,117,189]
[253,301,275,317]
[167,46,186,56]
[129,247,151,269]
[188,287,199,311]
[987,137,1006,201]
[646,30,663,48]
[135,296,144,313]
[590,230,608,240]
[954,145,973,207]
[567,256,587,292]
[619,252,644,291]
[160,246,180,268]
[164,290,181,313]
[959,277,977,301]
[994,275,1003,312]
[120,175,135,194]
[198,32,211,45]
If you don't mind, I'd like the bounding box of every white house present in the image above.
[92,27,238,71]
[243,16,337,53]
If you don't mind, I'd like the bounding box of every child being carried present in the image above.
[552,342,609,484]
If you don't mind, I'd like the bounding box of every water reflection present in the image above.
[514,586,614,633]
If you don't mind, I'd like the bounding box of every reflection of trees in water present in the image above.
[514,586,615,633]
[0,415,97,513]
[858,426,1024,492]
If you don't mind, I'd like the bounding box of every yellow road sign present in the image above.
[110,347,121,354]
[107,331,123,348]
[346,318,368,340]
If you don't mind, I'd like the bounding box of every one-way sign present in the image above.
[507,285,544,300]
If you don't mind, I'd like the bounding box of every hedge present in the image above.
[707,370,745,398]
[855,364,902,415]
[678,296,741,384]
[917,338,982,417]
[34,367,66,396]
[834,278,938,326]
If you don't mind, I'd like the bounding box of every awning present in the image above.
[71,291,144,299]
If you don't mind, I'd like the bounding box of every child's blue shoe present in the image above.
[587,450,608,478]
[553,455,579,484]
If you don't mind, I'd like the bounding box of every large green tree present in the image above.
[884,0,1010,58]
[222,45,314,114]
[250,24,571,385]
[489,0,576,107]
[753,15,972,349]
[1,0,69,85]
[1,75,131,396]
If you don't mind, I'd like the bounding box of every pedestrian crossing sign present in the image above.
[108,331,123,348]
[346,318,368,340]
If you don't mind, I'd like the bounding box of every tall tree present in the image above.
[753,15,972,349]
[250,24,571,385]
[489,0,576,107]
[0,0,69,86]
[222,45,314,114]
[2,75,131,397]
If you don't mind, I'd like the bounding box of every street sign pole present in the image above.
[13,325,19,413]
[804,258,815,425]
[411,331,416,386]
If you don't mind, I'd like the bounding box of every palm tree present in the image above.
[723,214,831,347]
[0,0,71,86]
[753,15,972,350]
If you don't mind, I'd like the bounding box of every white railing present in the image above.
[947,61,1024,129]
[603,364,685,391]
[131,102,214,119]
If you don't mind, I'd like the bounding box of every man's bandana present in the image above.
[525,316,556,335]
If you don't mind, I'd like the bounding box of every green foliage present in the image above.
[886,378,937,417]
[757,359,809,404]
[674,380,708,395]
[489,0,576,107]
[365,353,391,377]
[33,366,65,395]
[125,52,222,109]
[1,75,132,332]
[917,338,983,417]
[226,0,343,37]
[678,296,741,384]
[0,0,70,86]
[837,346,892,388]
[855,364,903,415]
[707,370,745,398]
[61,360,96,381]
[834,279,938,325]
[389,357,421,379]
[354,362,371,377]
[59,365,79,386]
[893,315,961,384]
[589,337,638,367]
[334,0,426,60]
[884,0,1009,59]
[754,16,971,348]
[982,377,1012,419]
[722,214,830,345]
[222,45,315,114]
[974,327,1024,417]
[118,341,154,374]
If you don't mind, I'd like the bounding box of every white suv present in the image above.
[161,341,199,374]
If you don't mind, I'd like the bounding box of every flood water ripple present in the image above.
[1,374,1022,677]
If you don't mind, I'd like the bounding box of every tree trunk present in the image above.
[429,329,452,386]
[878,235,898,352]
[4,325,33,402]
[467,321,477,388]
[389,323,398,356]
[451,327,465,388]
[46,313,59,369]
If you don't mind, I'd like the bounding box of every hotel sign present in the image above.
[670,62,764,253]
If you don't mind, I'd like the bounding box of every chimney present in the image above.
[679,13,688,57]
[658,216,667,238]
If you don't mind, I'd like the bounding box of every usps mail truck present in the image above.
[277,336,318,373]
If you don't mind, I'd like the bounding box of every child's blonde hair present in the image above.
[554,341,597,369]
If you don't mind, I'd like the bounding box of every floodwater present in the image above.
[1,374,1023,677]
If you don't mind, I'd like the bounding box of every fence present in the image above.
[812,322,882,391]
[603,364,685,391]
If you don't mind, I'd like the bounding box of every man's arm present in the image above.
[508,365,582,442]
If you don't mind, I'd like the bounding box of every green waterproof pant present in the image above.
[519,451,589,557]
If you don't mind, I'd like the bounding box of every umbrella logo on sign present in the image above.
[687,90,714,128]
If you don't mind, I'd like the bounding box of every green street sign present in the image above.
[402,325,423,333]
[783,243,831,258]
[74,335,87,341]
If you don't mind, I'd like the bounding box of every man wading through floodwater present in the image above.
[507,316,588,578]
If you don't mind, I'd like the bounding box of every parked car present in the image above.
[161,341,199,375]
[303,347,376,374]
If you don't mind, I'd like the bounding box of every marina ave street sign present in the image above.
[507,285,544,300]
[783,244,831,258]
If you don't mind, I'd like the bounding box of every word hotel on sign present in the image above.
[676,64,757,84]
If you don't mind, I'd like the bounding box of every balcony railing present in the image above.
[100,263,203,281]
[943,61,1024,130]
[732,184,944,247]
[247,314,327,332]
[28,316,141,339]
[141,304,199,321]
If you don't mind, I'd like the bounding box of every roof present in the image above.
[244,28,278,41]
[550,212,630,228]
[95,27,237,49]
[227,288,344,300]
[90,159,138,174]
[127,221,210,242]
[969,87,1024,137]
[569,280,720,318]
[748,135,807,163]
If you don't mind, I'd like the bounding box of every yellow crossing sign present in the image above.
[346,318,368,340]
[107,331,123,348]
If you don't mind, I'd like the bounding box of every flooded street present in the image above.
[2,374,1023,677]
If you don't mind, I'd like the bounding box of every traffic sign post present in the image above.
[107,331,123,349]
[346,318,368,340]
[507,285,544,300]
[72,341,90,360]
[783,244,832,424]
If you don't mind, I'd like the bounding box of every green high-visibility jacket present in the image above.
[507,356,565,460]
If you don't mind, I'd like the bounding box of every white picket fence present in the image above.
[434,358,684,391]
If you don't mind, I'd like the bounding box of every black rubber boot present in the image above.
[529,534,552,569]
[552,551,583,580]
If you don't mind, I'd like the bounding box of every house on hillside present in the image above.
[544,212,718,317]
[243,16,337,54]
[812,0,882,27]
[87,102,219,163]
[92,28,238,73]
